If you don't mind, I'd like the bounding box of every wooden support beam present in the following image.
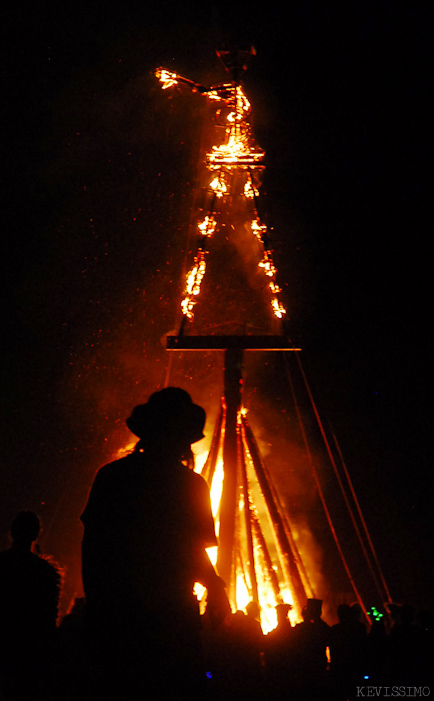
[166,335,300,351]
[217,348,243,591]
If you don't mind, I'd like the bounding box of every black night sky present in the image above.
[1,1,432,616]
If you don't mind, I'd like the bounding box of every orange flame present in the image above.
[198,215,217,237]
[155,68,178,90]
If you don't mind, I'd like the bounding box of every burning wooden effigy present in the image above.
[155,49,391,632]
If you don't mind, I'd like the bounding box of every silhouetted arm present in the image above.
[190,472,231,616]
[194,546,231,619]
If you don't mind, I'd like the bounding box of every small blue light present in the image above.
[206,672,213,679]
[364,675,369,680]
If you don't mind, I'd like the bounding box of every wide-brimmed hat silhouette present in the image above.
[126,387,205,445]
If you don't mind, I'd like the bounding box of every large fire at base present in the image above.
[189,403,315,633]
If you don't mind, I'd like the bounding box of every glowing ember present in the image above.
[209,175,228,197]
[115,439,137,458]
[271,297,286,319]
[251,219,267,242]
[197,216,217,236]
[244,180,259,199]
[259,251,277,277]
[182,251,208,318]
[155,68,178,90]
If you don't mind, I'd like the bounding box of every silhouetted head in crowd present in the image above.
[337,603,351,624]
[10,511,41,551]
[305,598,323,623]
[126,387,206,462]
[246,601,260,620]
[276,603,292,624]
[232,609,247,631]
[350,603,363,623]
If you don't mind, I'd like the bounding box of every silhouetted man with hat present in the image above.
[81,387,229,699]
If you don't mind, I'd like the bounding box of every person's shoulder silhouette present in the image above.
[81,388,227,613]
[0,511,62,700]
[0,511,61,637]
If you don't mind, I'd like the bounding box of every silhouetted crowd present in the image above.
[0,537,432,701]
[1,389,432,700]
